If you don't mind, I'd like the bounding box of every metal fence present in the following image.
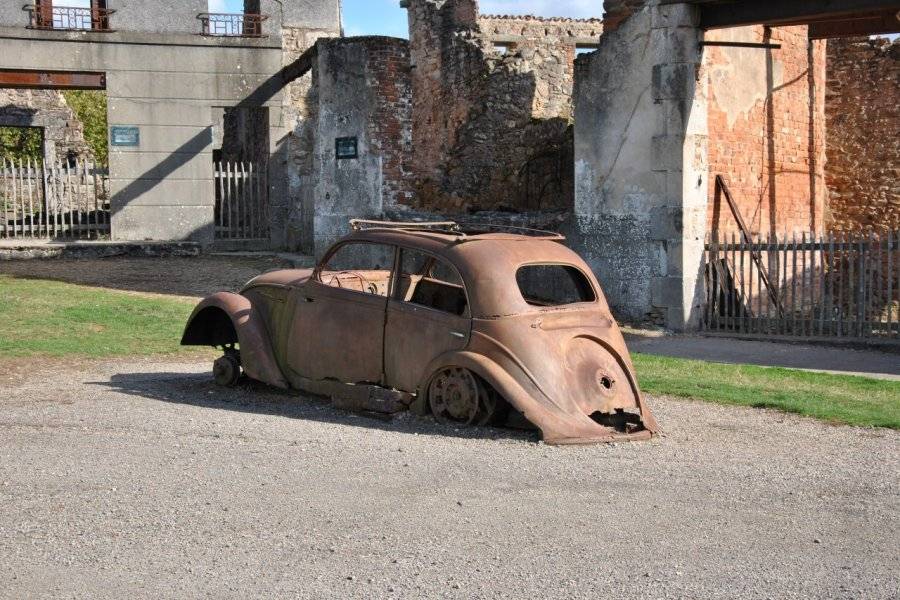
[197,13,268,37]
[704,231,899,340]
[214,161,269,241]
[0,157,110,240]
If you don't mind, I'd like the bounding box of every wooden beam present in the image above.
[809,10,900,37]
[0,69,106,90]
[697,0,900,30]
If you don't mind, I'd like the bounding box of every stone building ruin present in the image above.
[0,88,93,164]
[403,0,601,212]
[1,0,897,332]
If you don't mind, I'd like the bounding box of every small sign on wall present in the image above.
[110,126,140,147]
[335,136,358,160]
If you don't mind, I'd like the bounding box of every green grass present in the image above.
[0,274,200,358]
[633,353,900,429]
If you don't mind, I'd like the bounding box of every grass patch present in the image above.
[633,353,900,429]
[1,274,896,429]
[0,274,201,359]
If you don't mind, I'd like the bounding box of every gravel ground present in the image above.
[0,358,898,599]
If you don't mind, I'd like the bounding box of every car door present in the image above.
[384,247,471,393]
[286,241,396,384]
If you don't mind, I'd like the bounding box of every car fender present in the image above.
[181,292,288,389]
[417,350,643,444]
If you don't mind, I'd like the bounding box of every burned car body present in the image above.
[182,220,659,444]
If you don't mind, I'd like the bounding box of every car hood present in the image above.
[241,269,313,291]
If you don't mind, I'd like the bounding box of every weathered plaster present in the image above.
[573,1,707,330]
[707,27,784,130]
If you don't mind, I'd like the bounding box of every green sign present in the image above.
[335,136,358,160]
[110,126,140,147]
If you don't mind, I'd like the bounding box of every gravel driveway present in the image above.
[1,358,897,599]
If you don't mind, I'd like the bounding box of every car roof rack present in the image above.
[350,219,461,233]
[348,219,565,242]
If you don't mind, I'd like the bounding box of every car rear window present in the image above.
[516,265,596,307]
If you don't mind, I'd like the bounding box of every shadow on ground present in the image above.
[91,370,538,443]
[0,256,294,298]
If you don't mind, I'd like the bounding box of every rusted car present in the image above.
[182,220,659,444]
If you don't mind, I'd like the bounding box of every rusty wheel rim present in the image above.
[428,367,496,426]
[213,355,239,387]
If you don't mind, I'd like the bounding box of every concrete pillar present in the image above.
[572,1,707,331]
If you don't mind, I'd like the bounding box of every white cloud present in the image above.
[478,0,602,18]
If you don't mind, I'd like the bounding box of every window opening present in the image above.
[516,264,595,307]
[395,248,468,316]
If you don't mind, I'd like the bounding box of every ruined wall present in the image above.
[573,3,708,329]
[826,37,900,234]
[405,0,600,212]
[705,26,827,238]
[308,37,413,256]
[601,0,645,31]
[0,88,93,163]
[278,25,341,250]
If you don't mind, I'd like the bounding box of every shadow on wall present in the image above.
[109,61,309,233]
[708,27,822,240]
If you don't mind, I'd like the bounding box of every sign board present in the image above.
[335,136,358,160]
[110,126,140,147]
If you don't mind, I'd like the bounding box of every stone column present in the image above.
[572,1,707,330]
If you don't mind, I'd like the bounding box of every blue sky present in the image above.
[209,1,603,38]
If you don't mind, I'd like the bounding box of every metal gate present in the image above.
[704,231,899,340]
[214,160,269,242]
[0,157,110,240]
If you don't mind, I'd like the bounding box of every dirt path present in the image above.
[1,357,897,599]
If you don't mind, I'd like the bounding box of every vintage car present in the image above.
[181,220,659,444]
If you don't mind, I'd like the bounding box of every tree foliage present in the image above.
[62,90,108,164]
[0,127,42,163]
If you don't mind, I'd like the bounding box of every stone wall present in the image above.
[573,3,708,329]
[705,26,827,238]
[825,36,900,234]
[279,25,342,250]
[308,37,413,256]
[0,88,93,163]
[405,0,600,212]
[601,0,646,31]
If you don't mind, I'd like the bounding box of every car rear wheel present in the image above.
[427,367,501,427]
[213,353,241,387]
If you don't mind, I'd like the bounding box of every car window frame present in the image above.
[312,240,399,299]
[391,244,472,319]
[514,261,599,308]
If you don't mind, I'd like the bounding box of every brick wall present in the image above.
[601,0,645,31]
[405,0,600,212]
[705,25,827,238]
[825,37,900,234]
[365,38,415,207]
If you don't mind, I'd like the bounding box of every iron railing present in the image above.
[23,4,115,31]
[197,13,268,37]
[704,231,899,340]
[0,157,110,240]
[214,161,269,241]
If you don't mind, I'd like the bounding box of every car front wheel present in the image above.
[212,353,241,387]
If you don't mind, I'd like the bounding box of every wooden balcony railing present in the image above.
[197,12,268,38]
[23,4,115,32]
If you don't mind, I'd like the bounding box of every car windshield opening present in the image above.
[516,264,595,307]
